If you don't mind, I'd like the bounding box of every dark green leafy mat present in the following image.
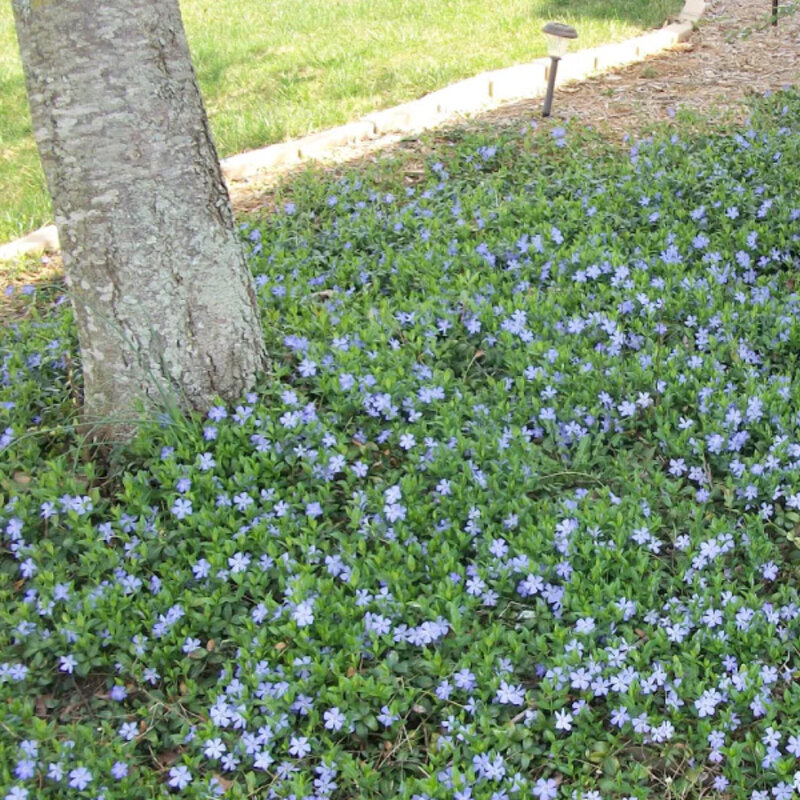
[3,91,800,799]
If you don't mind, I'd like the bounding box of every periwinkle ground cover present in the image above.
[3,93,800,800]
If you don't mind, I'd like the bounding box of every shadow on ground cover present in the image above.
[2,90,800,800]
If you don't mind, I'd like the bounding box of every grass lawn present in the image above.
[0,0,683,244]
[3,88,800,799]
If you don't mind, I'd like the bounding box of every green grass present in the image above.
[0,0,682,244]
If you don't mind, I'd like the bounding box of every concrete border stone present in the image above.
[680,0,705,23]
[0,224,59,262]
[222,142,302,181]
[426,75,493,115]
[0,0,705,261]
[296,121,377,160]
[362,98,444,135]
[487,61,549,104]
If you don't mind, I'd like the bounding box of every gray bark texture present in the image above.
[12,0,268,436]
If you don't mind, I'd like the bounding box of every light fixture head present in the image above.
[542,21,578,58]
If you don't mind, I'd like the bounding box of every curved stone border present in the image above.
[0,0,704,262]
[0,224,59,262]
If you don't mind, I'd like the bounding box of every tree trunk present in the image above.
[12,0,267,437]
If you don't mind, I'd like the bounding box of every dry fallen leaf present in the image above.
[13,472,32,487]
[212,774,234,792]
[35,694,51,717]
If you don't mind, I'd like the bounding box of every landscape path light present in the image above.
[542,21,578,118]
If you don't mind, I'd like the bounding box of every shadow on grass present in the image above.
[535,0,684,28]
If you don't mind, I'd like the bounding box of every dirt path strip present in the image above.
[0,0,703,262]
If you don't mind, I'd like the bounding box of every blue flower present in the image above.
[171,498,193,520]
[111,761,129,780]
[58,654,77,674]
[68,766,92,790]
[167,765,192,790]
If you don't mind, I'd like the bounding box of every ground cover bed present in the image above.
[3,90,800,799]
[0,0,683,243]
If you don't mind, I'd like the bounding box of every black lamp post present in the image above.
[542,22,578,117]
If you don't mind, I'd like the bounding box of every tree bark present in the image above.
[12,0,267,437]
